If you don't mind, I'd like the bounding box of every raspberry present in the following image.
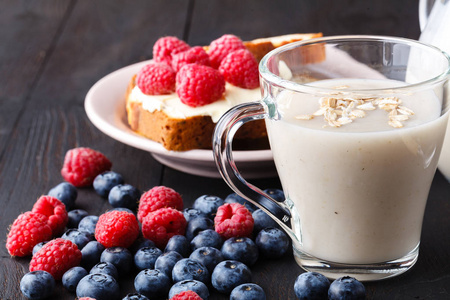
[6,212,53,257]
[136,62,176,95]
[171,46,211,72]
[153,36,190,65]
[61,147,112,187]
[214,203,254,239]
[95,210,140,248]
[176,64,225,107]
[137,186,183,223]
[170,290,203,300]
[208,34,246,68]
[141,207,187,249]
[32,195,68,236]
[30,238,82,280]
[219,49,260,89]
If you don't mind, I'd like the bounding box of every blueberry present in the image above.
[90,262,119,280]
[190,229,223,251]
[294,272,330,300]
[193,195,224,219]
[20,270,55,300]
[78,215,99,235]
[328,276,366,300]
[61,228,92,250]
[224,192,257,213]
[101,247,133,274]
[221,237,259,266]
[182,208,207,222]
[172,258,210,285]
[122,293,149,300]
[165,235,190,257]
[32,241,48,256]
[154,250,183,278]
[255,227,290,258]
[189,246,224,274]
[62,266,88,292]
[93,171,124,198]
[130,237,156,254]
[67,209,89,228]
[252,209,280,233]
[134,269,171,299]
[211,260,252,294]
[81,241,105,269]
[76,273,120,300]
[168,280,210,300]
[108,184,140,211]
[185,216,214,241]
[230,283,266,300]
[263,188,285,202]
[48,182,77,210]
[134,246,163,270]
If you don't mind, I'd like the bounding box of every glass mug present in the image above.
[213,36,450,281]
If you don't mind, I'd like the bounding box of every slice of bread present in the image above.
[126,33,323,151]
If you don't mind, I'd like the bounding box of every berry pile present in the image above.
[7,146,366,299]
[136,34,260,108]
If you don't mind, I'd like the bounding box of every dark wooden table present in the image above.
[1,1,449,299]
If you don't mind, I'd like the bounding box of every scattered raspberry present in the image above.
[214,203,254,239]
[153,36,190,65]
[137,186,183,223]
[30,238,82,280]
[95,210,140,248]
[141,207,187,249]
[6,212,53,257]
[136,62,176,95]
[32,195,68,236]
[171,46,211,72]
[176,64,225,107]
[170,290,203,300]
[208,34,246,68]
[61,147,112,187]
[219,49,260,89]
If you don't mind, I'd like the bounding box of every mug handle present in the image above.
[213,101,293,233]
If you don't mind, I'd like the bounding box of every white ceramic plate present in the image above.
[84,60,276,178]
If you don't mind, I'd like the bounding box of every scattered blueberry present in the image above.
[81,241,105,269]
[294,272,330,300]
[67,209,89,228]
[193,195,224,219]
[76,273,120,300]
[20,270,55,300]
[122,293,149,300]
[190,229,223,251]
[108,184,140,211]
[172,258,210,285]
[61,228,92,250]
[211,260,252,294]
[255,227,290,258]
[62,266,88,293]
[101,247,133,275]
[134,246,163,271]
[78,215,99,236]
[32,241,48,256]
[328,276,366,300]
[134,269,171,299]
[90,262,119,281]
[182,208,207,222]
[189,246,224,274]
[165,235,190,257]
[130,237,156,254]
[154,250,183,278]
[185,216,214,241]
[168,279,210,300]
[230,283,266,300]
[224,192,257,213]
[93,171,124,198]
[48,182,77,210]
[252,209,280,233]
[263,188,285,202]
[221,237,259,266]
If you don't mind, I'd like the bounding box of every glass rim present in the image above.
[259,35,450,94]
